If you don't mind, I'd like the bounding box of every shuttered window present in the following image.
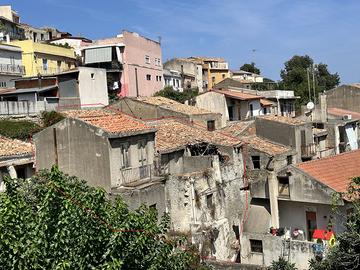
[84,47,112,64]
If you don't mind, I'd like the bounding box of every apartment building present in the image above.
[0,5,24,41]
[81,30,163,97]
[10,40,76,76]
[0,43,25,88]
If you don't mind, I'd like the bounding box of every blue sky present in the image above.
[8,0,360,83]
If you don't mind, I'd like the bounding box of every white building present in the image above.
[231,70,264,83]
[50,36,92,56]
[163,69,182,91]
[0,44,25,88]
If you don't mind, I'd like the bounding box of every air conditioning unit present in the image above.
[343,114,352,120]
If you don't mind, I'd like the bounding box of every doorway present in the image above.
[306,211,317,241]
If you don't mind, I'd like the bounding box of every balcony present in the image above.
[36,67,72,76]
[209,62,228,70]
[119,164,152,186]
[0,64,25,75]
[301,143,316,158]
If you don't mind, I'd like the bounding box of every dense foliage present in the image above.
[0,119,40,140]
[268,257,297,270]
[0,167,206,269]
[154,86,199,103]
[279,55,340,106]
[309,177,360,270]
[41,111,65,127]
[239,62,261,75]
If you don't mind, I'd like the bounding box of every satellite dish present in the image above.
[306,101,315,110]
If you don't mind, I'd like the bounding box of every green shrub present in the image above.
[268,257,297,270]
[154,86,199,103]
[0,119,41,140]
[41,111,65,127]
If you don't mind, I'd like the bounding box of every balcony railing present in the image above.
[301,143,316,158]
[0,64,25,75]
[209,62,228,69]
[36,67,72,75]
[119,164,152,185]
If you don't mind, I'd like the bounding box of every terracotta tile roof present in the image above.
[260,98,275,107]
[221,121,254,137]
[259,115,307,125]
[212,89,262,101]
[327,107,360,120]
[152,119,241,153]
[242,135,291,156]
[62,109,154,136]
[135,96,215,115]
[0,136,33,158]
[297,150,360,193]
[313,128,328,137]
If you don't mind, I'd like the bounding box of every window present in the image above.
[222,73,226,79]
[0,82,6,88]
[287,155,292,165]
[206,193,213,208]
[278,176,290,197]
[149,203,157,210]
[40,33,44,40]
[145,55,150,64]
[138,140,147,166]
[159,76,161,81]
[212,76,215,83]
[263,107,267,115]
[42,58,48,71]
[250,239,263,253]
[249,103,254,117]
[154,58,161,66]
[146,74,151,81]
[207,120,215,131]
[10,56,15,66]
[91,73,95,79]
[120,143,130,168]
[251,156,260,169]
[57,61,61,72]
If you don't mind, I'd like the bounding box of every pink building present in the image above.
[81,30,163,97]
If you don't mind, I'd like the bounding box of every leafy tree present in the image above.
[268,257,297,270]
[239,62,260,75]
[154,86,199,103]
[0,167,207,269]
[279,55,340,106]
[309,177,360,270]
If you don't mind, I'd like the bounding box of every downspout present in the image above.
[135,67,139,97]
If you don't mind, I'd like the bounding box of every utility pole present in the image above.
[307,68,311,102]
[312,64,316,105]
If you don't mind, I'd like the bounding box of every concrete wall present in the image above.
[113,97,223,129]
[78,67,108,107]
[122,31,163,97]
[326,85,360,113]
[240,232,316,269]
[192,91,228,128]
[34,118,112,192]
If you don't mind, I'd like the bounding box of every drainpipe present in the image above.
[190,178,197,244]
[135,68,139,97]
[268,171,280,228]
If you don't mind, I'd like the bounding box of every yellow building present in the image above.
[189,57,230,90]
[10,40,76,77]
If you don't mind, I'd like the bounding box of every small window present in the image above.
[149,203,157,210]
[42,58,48,71]
[278,176,290,198]
[207,120,215,131]
[251,156,260,169]
[145,55,150,64]
[212,76,215,83]
[287,155,292,165]
[222,73,226,79]
[146,74,151,81]
[91,73,95,79]
[120,143,130,168]
[159,76,161,81]
[250,239,263,253]
[138,140,147,166]
[206,193,213,208]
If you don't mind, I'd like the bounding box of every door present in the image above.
[306,211,317,241]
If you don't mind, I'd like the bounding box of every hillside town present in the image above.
[0,4,359,270]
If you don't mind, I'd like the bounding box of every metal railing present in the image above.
[36,67,72,75]
[119,164,151,185]
[301,143,316,158]
[0,64,25,75]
